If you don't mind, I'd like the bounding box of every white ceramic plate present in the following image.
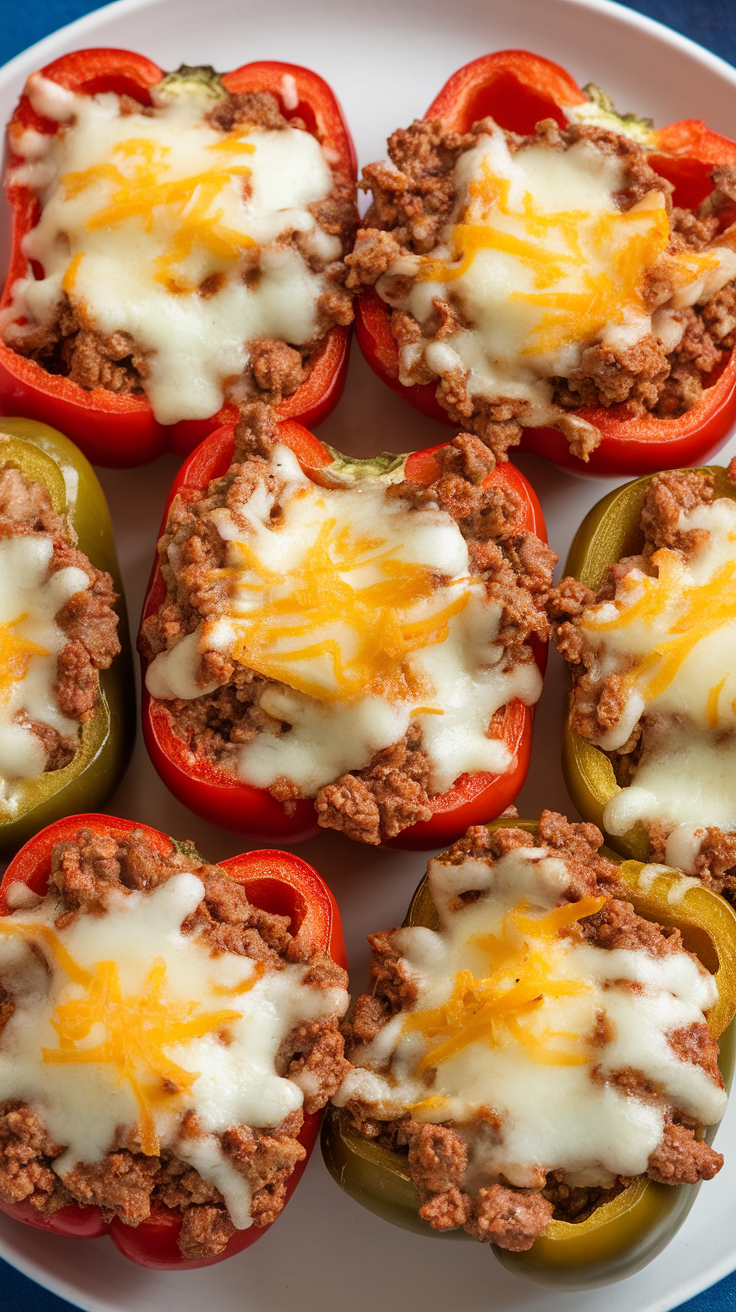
[2,0,736,1308]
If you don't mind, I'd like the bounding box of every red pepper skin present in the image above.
[355,49,736,477]
[0,50,355,469]
[0,813,346,1270]
[139,422,547,849]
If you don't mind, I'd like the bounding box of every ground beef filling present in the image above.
[338,813,723,1249]
[346,116,736,461]
[0,828,349,1260]
[138,405,555,844]
[8,89,355,407]
[550,459,736,900]
[0,463,119,772]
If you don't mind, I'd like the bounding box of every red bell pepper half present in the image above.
[0,812,346,1270]
[354,49,736,477]
[0,48,356,469]
[139,420,548,850]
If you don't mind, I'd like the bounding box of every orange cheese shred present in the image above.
[0,615,49,697]
[415,151,714,357]
[404,896,608,1075]
[0,919,92,986]
[42,955,242,1156]
[584,553,736,706]
[61,134,256,298]
[222,512,474,703]
[1,915,244,1157]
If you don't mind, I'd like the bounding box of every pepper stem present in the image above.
[321,446,407,484]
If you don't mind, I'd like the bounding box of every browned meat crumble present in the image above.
[0,462,119,771]
[347,115,736,461]
[0,828,349,1260]
[138,404,555,844]
[337,813,723,1249]
[7,87,356,407]
[550,459,736,898]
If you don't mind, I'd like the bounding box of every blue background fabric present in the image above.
[0,0,735,1309]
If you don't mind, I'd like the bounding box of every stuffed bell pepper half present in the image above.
[0,49,357,466]
[0,814,348,1269]
[553,459,736,904]
[323,812,736,1287]
[348,49,736,476]
[138,407,552,848]
[0,417,132,853]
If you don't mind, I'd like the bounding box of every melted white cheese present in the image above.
[334,846,724,1187]
[0,871,348,1229]
[0,534,89,810]
[377,127,736,425]
[145,445,542,795]
[605,723,736,845]
[4,74,341,424]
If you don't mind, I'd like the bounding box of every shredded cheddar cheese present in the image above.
[419,164,713,357]
[0,916,241,1156]
[4,76,343,425]
[62,137,256,296]
[221,511,471,703]
[404,895,608,1071]
[0,865,348,1229]
[0,916,91,985]
[583,548,736,710]
[585,493,736,853]
[0,535,92,799]
[43,956,241,1155]
[334,842,726,1189]
[0,616,49,698]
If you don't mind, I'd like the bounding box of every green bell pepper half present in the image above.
[321,817,736,1288]
[560,464,736,863]
[0,417,134,852]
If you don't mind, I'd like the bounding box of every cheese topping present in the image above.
[378,128,736,425]
[145,444,542,795]
[3,73,342,424]
[334,847,724,1187]
[0,872,348,1229]
[572,496,736,852]
[0,533,89,811]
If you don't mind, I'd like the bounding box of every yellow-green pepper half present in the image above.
[0,417,134,852]
[560,464,736,863]
[321,817,736,1288]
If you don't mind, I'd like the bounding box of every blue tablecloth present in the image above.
[1,1,736,1309]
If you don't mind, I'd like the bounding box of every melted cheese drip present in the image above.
[145,445,542,795]
[3,74,341,424]
[378,128,736,425]
[0,873,348,1229]
[334,847,724,1187]
[0,534,89,810]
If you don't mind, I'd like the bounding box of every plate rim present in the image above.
[2,0,736,91]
